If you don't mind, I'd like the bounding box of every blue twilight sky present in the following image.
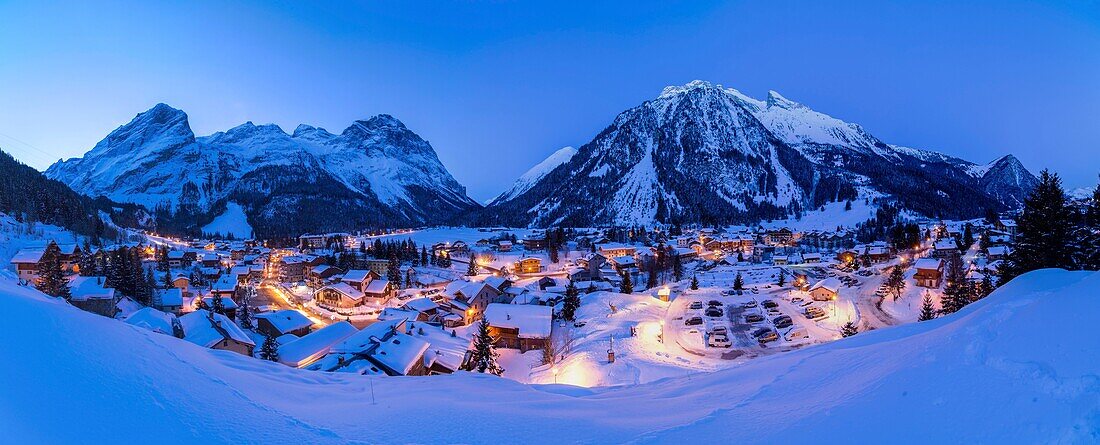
[1,1,1098,202]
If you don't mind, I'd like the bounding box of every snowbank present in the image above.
[1,270,1097,443]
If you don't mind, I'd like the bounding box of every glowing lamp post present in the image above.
[551,366,558,384]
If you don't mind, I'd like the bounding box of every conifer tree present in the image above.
[212,293,225,315]
[690,275,699,290]
[1079,180,1100,270]
[733,272,744,291]
[918,294,937,321]
[238,291,253,330]
[619,270,633,294]
[777,268,787,287]
[36,246,70,300]
[387,253,401,285]
[941,255,970,314]
[561,281,580,321]
[885,265,906,301]
[469,318,504,376]
[1001,170,1076,283]
[466,256,478,276]
[841,321,859,337]
[260,333,280,362]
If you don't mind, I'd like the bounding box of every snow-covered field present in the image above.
[2,269,1096,443]
[201,202,253,239]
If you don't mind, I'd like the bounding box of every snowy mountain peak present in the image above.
[765,90,805,110]
[658,79,721,99]
[490,146,577,205]
[359,114,407,131]
[291,124,334,141]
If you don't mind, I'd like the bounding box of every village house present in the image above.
[443,280,500,324]
[340,269,377,292]
[315,282,366,308]
[125,307,179,336]
[69,276,118,317]
[154,288,184,315]
[596,243,637,258]
[522,234,548,251]
[179,310,255,356]
[496,240,513,252]
[932,239,960,259]
[365,259,390,277]
[254,309,314,338]
[765,228,794,246]
[308,265,343,288]
[483,303,552,352]
[514,257,543,274]
[10,247,46,283]
[913,258,945,288]
[362,278,393,304]
[277,321,358,368]
[809,277,841,301]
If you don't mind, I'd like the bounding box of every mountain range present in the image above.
[478,81,1038,227]
[44,104,479,237]
[43,81,1038,233]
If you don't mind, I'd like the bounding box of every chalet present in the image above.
[496,240,513,252]
[443,280,499,324]
[449,240,470,254]
[765,228,794,246]
[318,318,469,376]
[913,258,944,288]
[340,269,376,292]
[298,233,350,251]
[515,257,543,274]
[210,277,238,299]
[69,276,118,317]
[597,243,637,258]
[808,278,841,301]
[362,278,393,304]
[200,296,239,320]
[932,239,960,259]
[254,309,313,338]
[125,307,179,336]
[610,255,636,272]
[522,235,548,251]
[154,288,184,315]
[179,310,255,356]
[401,297,440,321]
[10,247,46,283]
[172,275,191,297]
[772,255,788,266]
[279,256,307,283]
[836,249,859,265]
[483,303,552,352]
[308,265,343,288]
[865,245,891,263]
[986,246,1010,261]
[315,282,365,308]
[802,252,822,263]
[277,321,358,368]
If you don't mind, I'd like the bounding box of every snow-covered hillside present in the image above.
[44,104,479,236]
[490,146,577,205]
[483,81,1039,227]
[2,269,1096,443]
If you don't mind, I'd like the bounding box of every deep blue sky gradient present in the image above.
[1,1,1097,201]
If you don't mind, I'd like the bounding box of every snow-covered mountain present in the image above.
[45,104,479,237]
[489,146,577,205]
[481,81,1038,227]
[3,269,1096,443]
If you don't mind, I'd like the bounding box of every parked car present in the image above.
[711,326,728,336]
[707,300,722,307]
[756,329,779,343]
[741,300,758,308]
[784,327,809,341]
[790,297,805,304]
[689,301,704,310]
[752,327,772,339]
[573,320,587,328]
[708,334,732,348]
[685,316,704,326]
[773,315,793,329]
[745,313,765,323]
[705,307,724,318]
[762,300,778,309]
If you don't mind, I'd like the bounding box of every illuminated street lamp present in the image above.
[551,366,558,384]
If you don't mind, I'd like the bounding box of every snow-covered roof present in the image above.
[341,269,372,284]
[483,303,552,338]
[278,321,358,368]
[158,288,183,306]
[167,250,186,259]
[211,277,237,293]
[10,248,45,264]
[934,239,958,251]
[179,310,254,349]
[330,318,406,355]
[201,296,239,310]
[915,258,943,271]
[320,282,364,301]
[69,277,115,301]
[254,310,312,334]
[403,297,438,313]
[369,332,430,375]
[363,279,390,294]
[407,323,471,372]
[809,277,842,294]
[125,307,176,335]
